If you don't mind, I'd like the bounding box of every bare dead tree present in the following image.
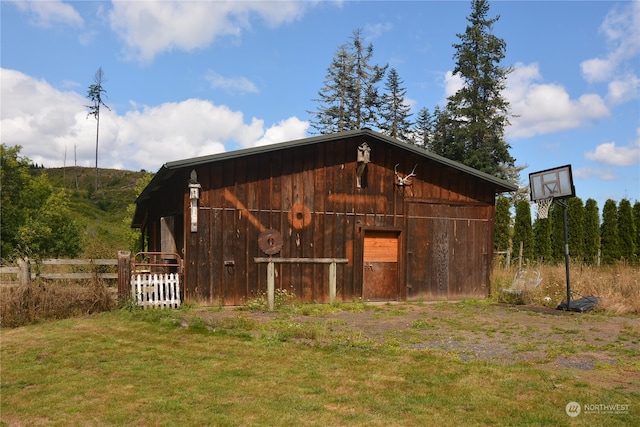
[86,67,110,198]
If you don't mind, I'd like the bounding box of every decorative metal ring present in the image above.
[288,203,312,230]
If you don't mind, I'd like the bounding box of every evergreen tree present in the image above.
[617,199,635,263]
[583,198,600,265]
[379,68,413,142]
[431,105,460,159]
[512,200,533,263]
[412,107,433,148]
[309,45,354,133]
[633,201,640,263]
[600,199,619,264]
[550,202,565,263]
[494,195,511,253]
[567,197,584,262]
[533,217,551,263]
[447,0,514,178]
[309,29,387,134]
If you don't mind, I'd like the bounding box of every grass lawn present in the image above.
[1,304,638,426]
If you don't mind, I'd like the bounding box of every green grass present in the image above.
[2,307,638,426]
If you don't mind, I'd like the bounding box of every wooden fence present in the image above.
[131,273,181,309]
[1,252,185,310]
[0,257,120,286]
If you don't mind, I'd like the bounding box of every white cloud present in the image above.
[580,1,640,105]
[504,63,609,139]
[581,1,640,83]
[109,1,310,62]
[443,71,463,99]
[206,71,259,95]
[255,117,309,147]
[9,0,83,28]
[573,167,618,182]
[584,131,640,167]
[1,68,310,171]
[606,72,640,105]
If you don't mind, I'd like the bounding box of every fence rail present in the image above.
[0,258,119,286]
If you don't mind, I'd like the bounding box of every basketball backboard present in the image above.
[529,164,575,202]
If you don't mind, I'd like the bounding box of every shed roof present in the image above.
[132,129,517,228]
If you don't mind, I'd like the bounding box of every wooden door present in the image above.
[363,231,399,301]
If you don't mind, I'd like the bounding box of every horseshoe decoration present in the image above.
[258,229,284,255]
[288,203,312,230]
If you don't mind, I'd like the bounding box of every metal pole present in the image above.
[563,201,571,310]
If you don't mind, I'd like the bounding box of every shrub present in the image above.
[0,279,116,327]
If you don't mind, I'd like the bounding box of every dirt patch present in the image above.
[194,302,640,392]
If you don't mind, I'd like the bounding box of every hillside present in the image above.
[31,166,153,258]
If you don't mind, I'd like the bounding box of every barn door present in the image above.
[362,231,399,301]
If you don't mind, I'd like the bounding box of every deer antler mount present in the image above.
[394,163,417,186]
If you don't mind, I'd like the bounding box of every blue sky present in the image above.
[2,0,638,206]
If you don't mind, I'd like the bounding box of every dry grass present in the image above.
[0,279,117,328]
[492,263,640,314]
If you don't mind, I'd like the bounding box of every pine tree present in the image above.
[447,0,514,178]
[379,68,413,142]
[617,199,635,263]
[431,106,459,159]
[412,107,433,148]
[600,199,619,264]
[567,197,584,262]
[309,29,387,134]
[512,199,533,263]
[309,45,354,134]
[583,198,600,265]
[494,195,511,253]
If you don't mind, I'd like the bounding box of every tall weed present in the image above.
[0,279,116,327]
[492,263,639,314]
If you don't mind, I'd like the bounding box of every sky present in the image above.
[1,0,639,206]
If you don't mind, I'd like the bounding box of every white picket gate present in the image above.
[131,273,181,309]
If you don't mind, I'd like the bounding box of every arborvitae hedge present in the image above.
[494,195,511,253]
[600,199,620,264]
[583,198,600,265]
[512,200,533,263]
[617,199,635,263]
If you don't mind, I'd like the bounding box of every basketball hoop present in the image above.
[536,197,553,219]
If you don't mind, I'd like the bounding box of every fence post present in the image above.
[118,251,131,303]
[18,258,31,286]
[329,262,337,304]
[267,261,275,311]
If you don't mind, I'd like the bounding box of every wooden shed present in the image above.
[132,129,516,305]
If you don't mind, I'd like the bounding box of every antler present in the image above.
[394,164,417,186]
